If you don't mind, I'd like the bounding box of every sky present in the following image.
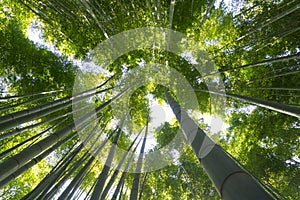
[214,0,245,15]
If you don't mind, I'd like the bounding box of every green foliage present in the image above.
[224,108,299,199]
[0,4,77,95]
[0,0,298,199]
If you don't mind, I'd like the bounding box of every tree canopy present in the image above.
[0,0,299,199]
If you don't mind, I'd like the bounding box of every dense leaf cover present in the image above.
[0,0,299,199]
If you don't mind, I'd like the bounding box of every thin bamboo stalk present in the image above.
[129,123,148,200]
[194,89,300,118]
[0,90,125,182]
[100,132,141,200]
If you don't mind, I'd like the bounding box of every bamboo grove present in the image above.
[0,0,299,199]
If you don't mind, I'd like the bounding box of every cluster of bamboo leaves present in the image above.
[0,0,299,199]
